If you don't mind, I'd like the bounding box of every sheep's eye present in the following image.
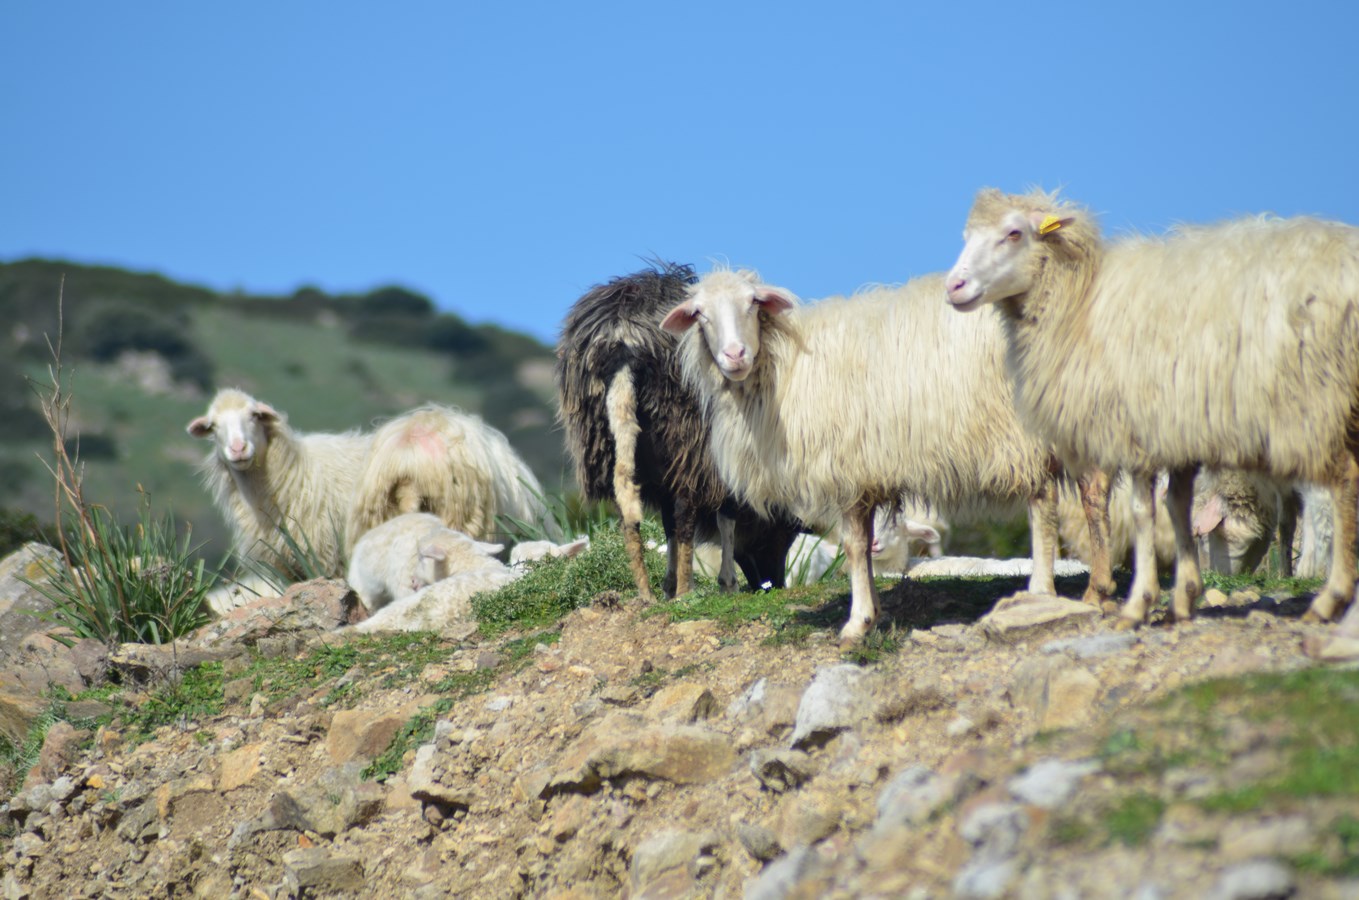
[1005,229,1023,243]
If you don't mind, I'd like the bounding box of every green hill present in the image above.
[0,258,569,563]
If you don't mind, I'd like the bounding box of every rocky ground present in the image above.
[2,541,1359,899]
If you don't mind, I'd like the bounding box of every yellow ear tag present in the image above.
[1039,215,1064,235]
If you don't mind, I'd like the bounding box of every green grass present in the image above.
[1102,792,1167,846]
[473,519,666,637]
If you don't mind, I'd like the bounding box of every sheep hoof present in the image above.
[1112,616,1142,633]
[838,619,874,645]
[1301,608,1330,624]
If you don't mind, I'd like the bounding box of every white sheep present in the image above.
[354,541,516,633]
[187,388,372,578]
[346,512,505,613]
[946,188,1359,625]
[663,269,1062,643]
[345,404,560,552]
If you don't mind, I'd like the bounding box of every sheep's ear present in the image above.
[558,537,590,558]
[419,543,448,562]
[902,522,941,544]
[251,402,281,423]
[475,541,505,556]
[187,416,213,438]
[753,288,794,315]
[1029,211,1075,237]
[660,301,701,334]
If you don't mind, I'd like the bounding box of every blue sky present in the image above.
[5,2,1357,345]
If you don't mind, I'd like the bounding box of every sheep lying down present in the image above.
[349,513,588,633]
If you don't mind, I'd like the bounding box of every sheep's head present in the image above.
[187,389,281,471]
[945,188,1077,312]
[660,269,795,382]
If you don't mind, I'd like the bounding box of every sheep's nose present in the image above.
[723,345,747,363]
[946,276,967,296]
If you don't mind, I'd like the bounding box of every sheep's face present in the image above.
[661,271,794,382]
[187,393,279,471]
[946,201,1074,312]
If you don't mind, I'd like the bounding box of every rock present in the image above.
[1208,860,1295,900]
[629,829,718,896]
[188,578,359,648]
[875,765,953,831]
[736,822,783,862]
[264,764,384,837]
[979,593,1099,641]
[107,642,236,683]
[645,683,718,723]
[742,845,822,900]
[1218,816,1315,862]
[327,708,410,764]
[790,665,873,750]
[958,802,1028,860]
[777,790,845,846]
[952,857,1019,900]
[1009,657,1101,733]
[0,544,63,655]
[282,848,365,895]
[534,713,736,798]
[1007,758,1101,810]
[727,678,801,738]
[1202,588,1231,608]
[408,744,477,810]
[0,686,48,751]
[749,749,816,793]
[217,742,264,792]
[35,721,87,782]
[1041,631,1137,659]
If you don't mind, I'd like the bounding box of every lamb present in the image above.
[345,404,560,552]
[662,269,1062,642]
[354,535,516,633]
[187,388,372,578]
[346,512,504,613]
[1056,470,1293,575]
[555,262,800,602]
[945,188,1359,625]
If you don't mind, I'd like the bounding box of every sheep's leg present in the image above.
[1166,466,1203,623]
[664,496,697,598]
[839,499,880,644]
[606,368,654,603]
[1277,488,1301,578]
[1307,457,1359,623]
[1078,468,1117,607]
[1120,472,1160,626]
[715,512,738,593]
[1026,476,1058,595]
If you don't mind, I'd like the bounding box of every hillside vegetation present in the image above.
[0,258,568,563]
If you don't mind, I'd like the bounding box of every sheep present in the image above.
[662,269,1062,643]
[187,388,372,578]
[345,404,560,553]
[346,512,504,613]
[945,188,1359,626]
[509,536,591,569]
[1056,470,1293,575]
[555,262,801,602]
[354,535,516,633]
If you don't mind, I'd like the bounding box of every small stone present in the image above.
[1007,758,1100,810]
[749,749,816,792]
[282,848,365,894]
[1208,860,1295,900]
[736,822,783,862]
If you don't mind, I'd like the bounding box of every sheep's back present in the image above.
[556,264,726,510]
[1018,217,1359,480]
[698,274,1052,526]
